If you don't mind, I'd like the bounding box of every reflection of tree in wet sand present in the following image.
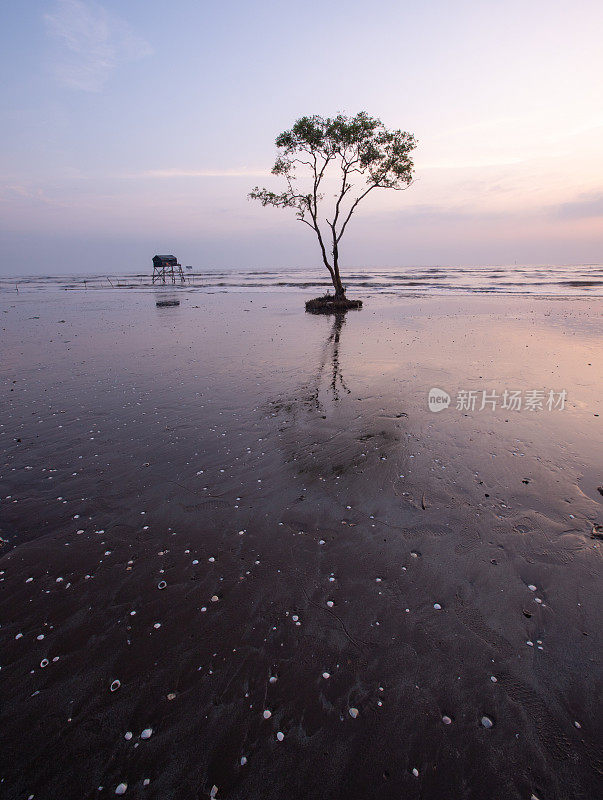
[267,311,407,508]
[311,312,350,406]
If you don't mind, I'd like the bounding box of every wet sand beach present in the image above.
[1,289,601,800]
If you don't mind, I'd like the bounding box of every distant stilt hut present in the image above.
[152,255,185,284]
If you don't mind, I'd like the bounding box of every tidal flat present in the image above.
[1,289,601,800]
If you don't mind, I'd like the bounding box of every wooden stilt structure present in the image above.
[152,255,185,284]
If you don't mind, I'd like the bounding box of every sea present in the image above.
[1,264,602,296]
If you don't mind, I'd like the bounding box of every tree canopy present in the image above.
[250,112,417,299]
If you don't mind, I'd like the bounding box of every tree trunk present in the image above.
[332,248,345,298]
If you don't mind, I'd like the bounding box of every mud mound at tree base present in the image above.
[305,295,363,313]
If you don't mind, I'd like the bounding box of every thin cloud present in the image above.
[553,192,603,220]
[44,0,152,92]
[137,168,270,179]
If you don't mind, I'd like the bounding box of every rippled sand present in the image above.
[1,290,601,800]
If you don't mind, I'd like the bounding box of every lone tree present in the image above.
[250,112,416,310]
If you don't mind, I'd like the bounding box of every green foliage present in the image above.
[249,112,417,296]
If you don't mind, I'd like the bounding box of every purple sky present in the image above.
[1,0,602,274]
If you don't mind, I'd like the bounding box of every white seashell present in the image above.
[124,732,132,740]
[322,672,330,679]
[263,709,272,719]
[140,728,153,739]
[157,581,167,590]
[433,603,442,610]
[115,783,127,795]
[481,716,494,728]
[110,679,121,692]
[528,584,536,591]
[442,715,452,724]
[412,768,419,777]
[276,731,284,741]
[349,707,359,718]
[211,595,219,602]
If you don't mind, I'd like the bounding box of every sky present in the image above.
[1,0,602,275]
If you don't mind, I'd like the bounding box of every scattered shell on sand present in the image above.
[263,709,272,719]
[115,784,127,795]
[124,732,132,740]
[167,693,176,700]
[110,679,121,692]
[326,600,334,607]
[140,728,153,739]
[490,676,497,682]
[412,768,419,777]
[433,603,442,610]
[322,672,330,679]
[349,707,359,718]
[210,595,219,603]
[157,581,167,590]
[442,715,452,725]
[481,716,494,728]
[143,779,150,787]
[240,756,247,766]
[528,584,537,591]
[574,720,581,729]
[276,731,284,741]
